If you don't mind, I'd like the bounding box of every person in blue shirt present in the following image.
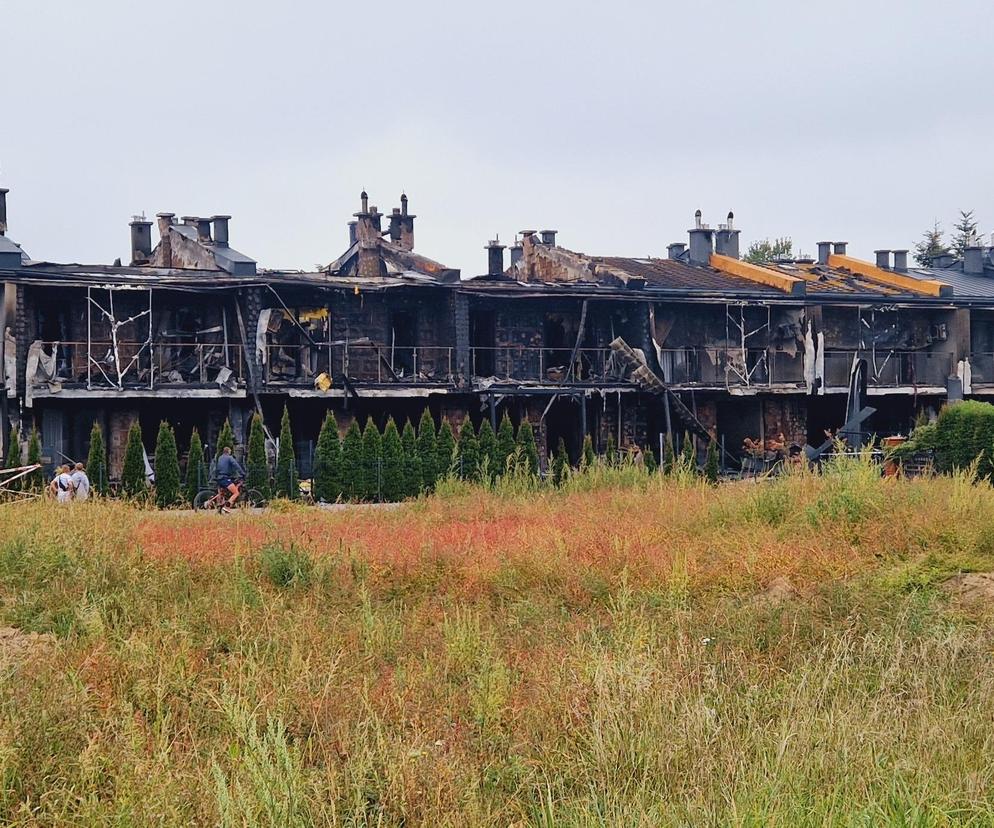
[215,446,245,509]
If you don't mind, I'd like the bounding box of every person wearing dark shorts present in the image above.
[215,446,245,508]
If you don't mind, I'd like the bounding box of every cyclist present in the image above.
[215,446,245,510]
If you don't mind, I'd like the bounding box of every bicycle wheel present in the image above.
[242,488,266,508]
[193,490,216,511]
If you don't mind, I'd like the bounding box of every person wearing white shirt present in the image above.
[70,463,90,501]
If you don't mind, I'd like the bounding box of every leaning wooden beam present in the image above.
[828,254,952,298]
[710,253,806,296]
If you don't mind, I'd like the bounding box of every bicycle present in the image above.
[193,479,266,511]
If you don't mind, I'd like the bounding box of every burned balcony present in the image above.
[262,340,454,386]
[469,346,617,385]
[657,347,806,388]
[822,350,952,389]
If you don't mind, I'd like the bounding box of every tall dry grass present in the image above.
[0,455,993,824]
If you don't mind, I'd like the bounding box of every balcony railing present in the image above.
[263,343,454,385]
[823,350,952,388]
[468,346,614,383]
[657,347,806,388]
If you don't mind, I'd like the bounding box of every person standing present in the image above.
[50,465,73,503]
[70,462,90,501]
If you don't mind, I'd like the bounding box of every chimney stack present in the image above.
[965,243,985,274]
[540,229,557,246]
[833,241,848,256]
[398,193,415,251]
[510,240,523,270]
[687,210,714,265]
[874,250,891,269]
[892,249,909,272]
[360,190,369,214]
[212,215,230,247]
[667,242,686,260]
[129,216,153,265]
[486,239,506,277]
[817,241,831,265]
[388,208,402,243]
[0,188,7,236]
[156,212,175,267]
[714,211,740,259]
[348,220,358,246]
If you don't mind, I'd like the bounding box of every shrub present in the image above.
[25,425,42,492]
[517,420,539,476]
[381,418,405,502]
[416,410,438,491]
[581,434,595,470]
[663,433,675,475]
[215,418,235,458]
[86,422,108,496]
[477,419,499,481]
[340,420,363,501]
[681,432,696,472]
[313,412,342,503]
[361,417,382,501]
[153,421,181,508]
[496,413,516,476]
[121,421,147,499]
[401,419,421,497]
[605,433,617,467]
[552,438,569,487]
[704,439,719,485]
[436,419,456,481]
[933,401,994,476]
[274,407,298,500]
[259,543,313,589]
[185,427,207,505]
[644,444,658,474]
[457,418,480,480]
[246,414,271,500]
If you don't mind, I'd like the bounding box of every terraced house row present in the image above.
[0,185,992,476]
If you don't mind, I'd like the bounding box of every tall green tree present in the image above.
[435,419,456,481]
[581,434,595,470]
[913,220,948,266]
[952,209,979,257]
[401,419,421,497]
[516,419,539,476]
[341,419,363,500]
[744,237,793,265]
[86,421,108,495]
[416,409,438,491]
[246,414,271,499]
[121,421,147,499]
[552,437,568,487]
[662,433,676,475]
[274,406,298,500]
[361,417,382,501]
[477,419,499,481]
[605,433,617,467]
[381,418,405,501]
[313,412,342,503]
[704,438,719,485]
[644,444,658,474]
[25,425,42,492]
[681,432,696,471]
[215,418,235,458]
[496,413,516,476]
[456,418,480,480]
[184,427,207,505]
[154,421,181,508]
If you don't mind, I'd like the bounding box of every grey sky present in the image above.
[3,0,992,274]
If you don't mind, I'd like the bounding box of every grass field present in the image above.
[3,458,994,825]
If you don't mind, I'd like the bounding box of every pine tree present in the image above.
[477,419,498,481]
[86,421,108,496]
[456,418,480,480]
[246,414,271,499]
[153,420,181,508]
[341,420,363,500]
[361,417,383,501]
[581,434,595,470]
[552,437,568,486]
[274,406,298,500]
[435,419,456,481]
[681,431,696,472]
[517,419,539,476]
[663,433,675,475]
[496,413,516,476]
[704,438,719,484]
[215,418,235,458]
[184,427,207,505]
[4,428,20,496]
[313,412,342,503]
[381,418,405,501]
[952,209,980,257]
[644,444,658,474]
[121,421,147,499]
[416,409,438,491]
[25,425,42,492]
[401,419,421,497]
[605,433,617,467]
[913,220,948,267]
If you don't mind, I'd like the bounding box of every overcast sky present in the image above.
[2,0,992,274]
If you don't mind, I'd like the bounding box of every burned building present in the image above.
[0,186,991,476]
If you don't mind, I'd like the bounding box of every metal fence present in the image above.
[468,346,613,382]
[822,350,952,388]
[263,343,454,384]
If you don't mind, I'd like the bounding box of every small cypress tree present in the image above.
[477,419,499,481]
[605,432,617,467]
[215,418,235,458]
[121,421,147,499]
[154,420,181,508]
[86,421,108,496]
[581,434,595,470]
[644,444,658,474]
[496,413,516,476]
[361,417,383,501]
[517,419,539,476]
[456,418,480,480]
[246,414,271,499]
[552,437,568,487]
[313,412,342,503]
[681,432,696,472]
[436,418,456,481]
[25,425,42,492]
[184,427,207,505]
[416,409,438,491]
[341,419,363,500]
[4,428,20,496]
[274,406,298,500]
[704,438,719,484]
[401,419,421,496]
[381,418,405,501]
[662,433,676,475]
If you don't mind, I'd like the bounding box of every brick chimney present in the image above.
[129,216,153,264]
[354,192,381,277]
[714,211,740,259]
[519,230,537,278]
[688,210,714,266]
[509,240,523,270]
[486,238,506,277]
[348,220,358,247]
[388,208,402,243]
[156,212,175,267]
[398,193,415,251]
[0,188,7,236]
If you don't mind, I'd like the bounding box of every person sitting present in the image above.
[215,446,245,510]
